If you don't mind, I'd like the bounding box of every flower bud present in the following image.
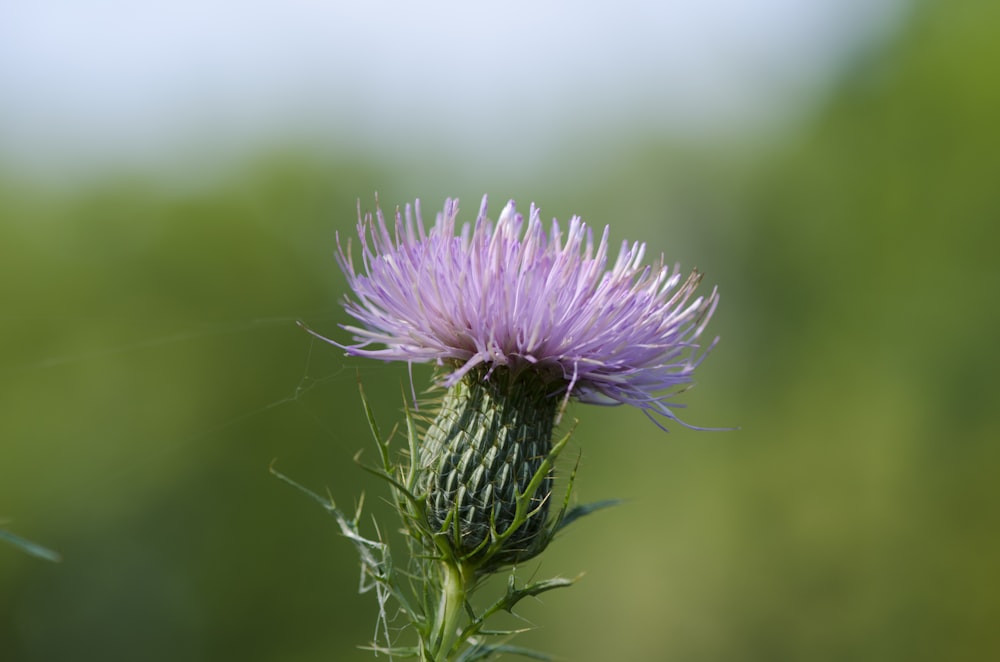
[420,367,559,569]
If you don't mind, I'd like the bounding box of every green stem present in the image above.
[430,560,471,661]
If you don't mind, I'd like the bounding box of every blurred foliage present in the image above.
[2,0,999,660]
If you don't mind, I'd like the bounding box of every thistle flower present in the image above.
[333,196,718,423]
[313,195,719,571]
[297,196,722,659]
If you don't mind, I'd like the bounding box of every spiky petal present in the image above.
[325,195,719,427]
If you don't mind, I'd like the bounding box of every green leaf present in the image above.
[360,643,423,658]
[458,642,556,661]
[555,498,625,533]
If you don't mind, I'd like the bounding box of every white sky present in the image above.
[0,1,907,180]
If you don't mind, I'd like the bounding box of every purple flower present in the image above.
[318,196,719,428]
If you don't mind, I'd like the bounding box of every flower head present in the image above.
[322,196,718,427]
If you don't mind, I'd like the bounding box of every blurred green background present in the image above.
[2,1,998,660]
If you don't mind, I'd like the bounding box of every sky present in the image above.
[0,0,908,180]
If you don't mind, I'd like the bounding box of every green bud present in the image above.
[420,367,560,569]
